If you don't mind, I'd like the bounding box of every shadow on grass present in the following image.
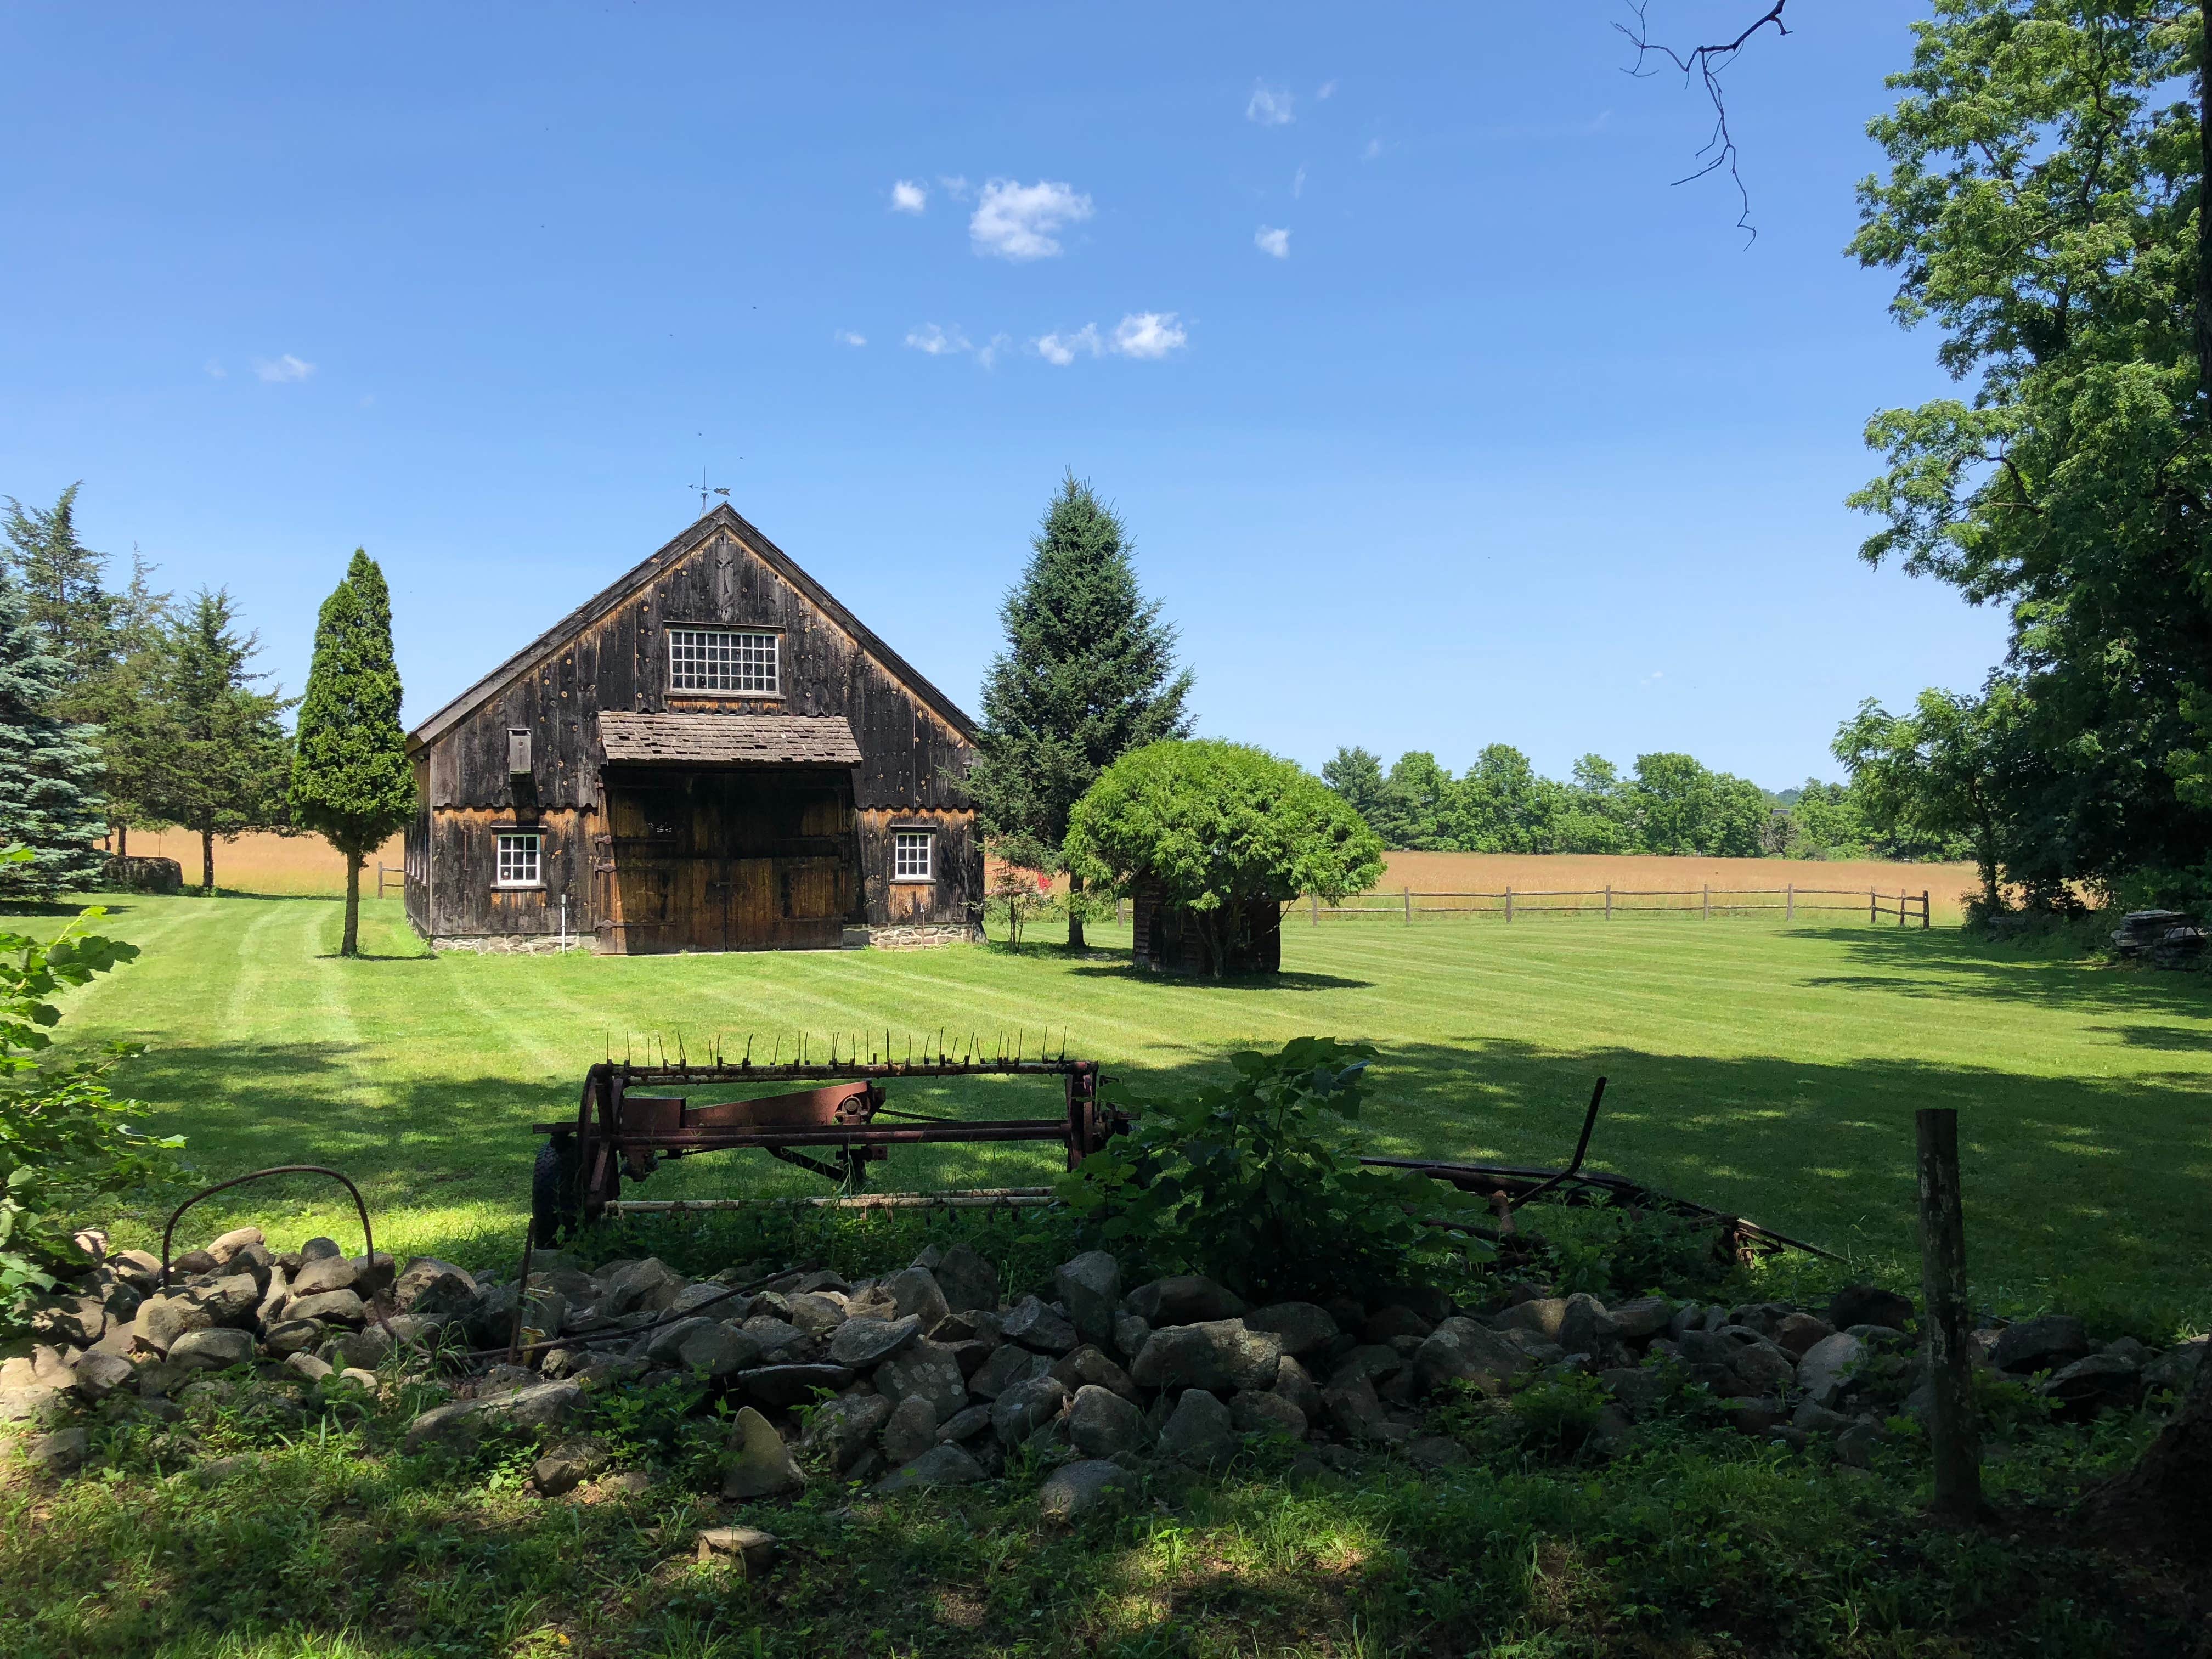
[1798,926,2212,1017]
[1065,963,1376,991]
[0,899,138,918]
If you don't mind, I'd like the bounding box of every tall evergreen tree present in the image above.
[970,477,1193,947]
[3,485,114,704]
[148,589,296,893]
[290,552,411,957]
[0,568,107,896]
[75,552,174,854]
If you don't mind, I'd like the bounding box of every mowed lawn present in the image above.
[40,892,2212,1334]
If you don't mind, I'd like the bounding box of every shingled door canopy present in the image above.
[401,505,983,954]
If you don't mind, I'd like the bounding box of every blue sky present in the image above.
[2,2,2001,790]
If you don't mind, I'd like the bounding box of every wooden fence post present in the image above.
[1505,886,1513,924]
[1916,1106,1983,1522]
[1311,892,1319,926]
[1702,883,1710,921]
[1403,886,1411,925]
[1604,884,1612,920]
[1786,882,1794,922]
[1922,889,1931,930]
[1870,887,1877,923]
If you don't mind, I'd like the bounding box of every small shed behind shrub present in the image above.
[1130,879,1283,975]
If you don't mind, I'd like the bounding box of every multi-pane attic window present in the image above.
[669,628,778,695]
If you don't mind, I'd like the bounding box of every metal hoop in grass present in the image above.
[159,1164,396,1339]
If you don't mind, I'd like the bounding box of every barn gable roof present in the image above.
[405,504,978,750]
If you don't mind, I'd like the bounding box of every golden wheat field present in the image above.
[110,830,407,894]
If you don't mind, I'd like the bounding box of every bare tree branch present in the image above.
[1617,1,1792,241]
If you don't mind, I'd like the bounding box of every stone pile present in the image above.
[4,1226,2200,1510]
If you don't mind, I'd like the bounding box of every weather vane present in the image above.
[693,467,730,516]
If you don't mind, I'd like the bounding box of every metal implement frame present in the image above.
[536,1056,1116,1229]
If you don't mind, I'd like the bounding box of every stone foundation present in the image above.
[866,923,981,950]
[428,934,584,956]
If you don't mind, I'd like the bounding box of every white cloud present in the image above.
[969,178,1093,261]
[977,332,1013,369]
[937,174,972,200]
[1292,165,1306,199]
[1111,312,1187,359]
[890,179,927,213]
[1317,80,1338,100]
[1255,225,1291,259]
[834,329,867,347]
[1247,84,1294,126]
[1361,137,1384,161]
[904,323,971,356]
[204,358,225,379]
[253,353,314,383]
[1034,323,1102,366]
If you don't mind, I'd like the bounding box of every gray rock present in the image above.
[1001,1296,1080,1355]
[1244,1302,1339,1357]
[969,1341,1052,1400]
[1329,1343,1408,1389]
[284,1352,333,1384]
[881,1395,939,1465]
[785,1293,847,1338]
[1040,1457,1134,1523]
[1835,1418,1883,1468]
[404,1380,584,1453]
[1230,1388,1307,1440]
[882,1267,951,1332]
[0,1383,69,1426]
[873,1442,984,1493]
[1322,1378,1386,1441]
[672,1322,763,1378]
[1158,1387,1238,1467]
[2042,1352,2143,1415]
[290,1255,360,1299]
[1050,1344,1142,1403]
[1773,1312,1834,1359]
[695,1524,780,1575]
[1828,1285,1914,1332]
[533,1437,612,1496]
[1406,1435,1472,1472]
[641,1316,714,1365]
[1272,1354,1323,1420]
[286,1289,366,1328]
[1130,1319,1281,1392]
[1128,1275,1246,1327]
[321,1325,395,1372]
[669,1280,741,1318]
[874,1340,968,1419]
[1992,1315,2091,1375]
[1361,1305,1434,1342]
[298,1237,343,1264]
[2146,1338,2207,1398]
[828,1314,921,1369]
[1066,1383,1149,1458]
[733,1363,855,1410]
[208,1226,264,1264]
[934,1244,1000,1314]
[1723,1330,1799,1395]
[393,1258,477,1318]
[599,1258,687,1317]
[1559,1294,1619,1355]
[723,1404,805,1499]
[1492,1297,1568,1341]
[1055,1251,1121,1348]
[1796,1333,1867,1407]
[26,1425,89,1475]
[1413,1317,1530,1396]
[802,1392,894,1471]
[1607,1297,1672,1342]
[992,1373,1071,1445]
[169,1327,256,1372]
[937,1402,992,1443]
[30,1293,106,1347]
[172,1248,218,1276]
[739,1316,809,1359]
[134,1291,215,1354]
[1792,1399,1853,1435]
[70,1350,135,1401]
[929,1308,1000,1345]
[1113,1313,1152,1361]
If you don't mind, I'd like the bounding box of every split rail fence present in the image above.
[1300,885,1932,928]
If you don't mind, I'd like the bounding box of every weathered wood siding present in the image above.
[408,516,977,943]
[1131,884,1283,975]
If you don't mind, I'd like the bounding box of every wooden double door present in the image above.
[595,767,860,952]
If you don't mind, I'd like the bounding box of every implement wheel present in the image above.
[532,1136,582,1245]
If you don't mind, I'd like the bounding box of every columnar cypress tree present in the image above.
[970,477,1193,948]
[0,568,108,896]
[290,552,412,957]
[150,589,296,893]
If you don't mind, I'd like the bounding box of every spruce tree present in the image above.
[76,553,174,854]
[3,484,115,702]
[148,589,296,892]
[0,568,108,896]
[970,477,1193,948]
[290,552,412,956]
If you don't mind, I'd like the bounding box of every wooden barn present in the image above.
[402,505,982,953]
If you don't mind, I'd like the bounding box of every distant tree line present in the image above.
[1320,744,1963,864]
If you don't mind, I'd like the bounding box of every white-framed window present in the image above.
[668,627,779,695]
[892,830,934,882]
[494,832,542,889]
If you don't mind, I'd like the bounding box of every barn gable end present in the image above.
[403,506,982,953]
